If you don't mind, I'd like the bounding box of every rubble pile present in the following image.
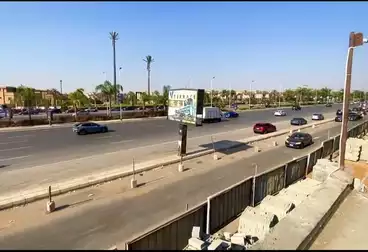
[345,138,363,162]
[184,178,322,250]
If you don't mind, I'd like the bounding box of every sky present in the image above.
[1,1,368,94]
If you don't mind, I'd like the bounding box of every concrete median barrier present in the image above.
[0,117,336,211]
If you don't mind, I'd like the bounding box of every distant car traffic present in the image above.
[85,108,98,112]
[285,132,313,149]
[73,122,108,135]
[253,123,277,134]
[290,117,307,126]
[312,113,324,120]
[222,110,239,118]
[349,112,362,121]
[325,103,332,107]
[72,110,90,117]
[335,115,342,122]
[292,105,301,110]
[274,110,287,116]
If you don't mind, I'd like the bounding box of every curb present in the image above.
[0,118,335,211]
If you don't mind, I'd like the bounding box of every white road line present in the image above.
[313,137,320,140]
[110,140,134,144]
[0,140,28,145]
[7,134,35,139]
[96,136,114,139]
[0,146,31,152]
[0,155,32,162]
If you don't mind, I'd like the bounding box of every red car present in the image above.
[253,123,277,134]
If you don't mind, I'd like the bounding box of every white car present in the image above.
[72,110,90,117]
[312,113,324,120]
[274,110,287,116]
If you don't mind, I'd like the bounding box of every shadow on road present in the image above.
[0,164,10,169]
[195,140,252,155]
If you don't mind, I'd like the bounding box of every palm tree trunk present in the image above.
[74,105,78,121]
[109,99,112,117]
[112,41,117,104]
[147,70,151,96]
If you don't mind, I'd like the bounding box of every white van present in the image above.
[202,107,222,123]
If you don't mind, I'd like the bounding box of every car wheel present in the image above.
[300,143,305,149]
[79,129,87,135]
[263,130,268,134]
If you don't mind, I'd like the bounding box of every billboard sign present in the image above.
[168,89,204,125]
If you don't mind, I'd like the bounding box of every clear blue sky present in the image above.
[1,1,368,94]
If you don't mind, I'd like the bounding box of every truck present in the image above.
[202,107,222,123]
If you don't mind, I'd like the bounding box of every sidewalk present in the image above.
[310,190,368,250]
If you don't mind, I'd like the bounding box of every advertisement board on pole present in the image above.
[168,89,204,125]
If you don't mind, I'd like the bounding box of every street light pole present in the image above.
[210,77,215,107]
[278,84,282,108]
[339,32,367,171]
[249,80,254,109]
[229,83,231,108]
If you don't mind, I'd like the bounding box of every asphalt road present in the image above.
[0,118,362,250]
[0,104,342,168]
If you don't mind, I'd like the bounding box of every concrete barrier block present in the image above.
[312,160,339,183]
[259,195,295,221]
[238,207,278,241]
[188,237,206,250]
[46,200,55,213]
[328,169,354,186]
[192,226,202,239]
[230,233,247,246]
[130,178,137,189]
[207,239,230,250]
[178,163,184,172]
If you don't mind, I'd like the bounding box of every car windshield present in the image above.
[255,123,267,127]
[313,114,320,116]
[73,123,82,127]
[292,118,302,121]
[290,133,306,140]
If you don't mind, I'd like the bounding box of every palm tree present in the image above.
[68,88,88,121]
[15,85,36,121]
[95,80,123,115]
[126,91,136,106]
[143,55,154,95]
[140,92,151,110]
[109,31,119,104]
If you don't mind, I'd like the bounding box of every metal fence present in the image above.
[322,138,334,158]
[252,165,286,206]
[125,202,207,250]
[333,135,340,153]
[206,177,253,234]
[285,156,308,187]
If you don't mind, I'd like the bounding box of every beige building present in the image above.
[0,86,16,105]
[0,86,56,106]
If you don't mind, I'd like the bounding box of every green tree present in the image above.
[140,92,151,110]
[126,91,136,106]
[143,55,154,95]
[15,85,36,121]
[95,80,123,115]
[68,88,89,120]
[283,89,296,103]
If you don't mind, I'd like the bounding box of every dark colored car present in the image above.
[349,112,362,121]
[49,108,62,114]
[223,110,239,118]
[336,109,342,116]
[285,132,313,149]
[292,105,301,110]
[72,122,108,135]
[326,103,332,107]
[290,117,307,126]
[253,123,277,134]
[335,115,342,122]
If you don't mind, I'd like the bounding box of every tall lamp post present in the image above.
[249,80,254,109]
[339,32,368,171]
[210,76,215,107]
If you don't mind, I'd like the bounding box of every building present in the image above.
[0,86,57,107]
[0,86,16,105]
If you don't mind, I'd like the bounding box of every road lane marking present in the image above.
[110,140,134,144]
[0,140,28,145]
[96,136,113,139]
[0,155,32,162]
[0,146,31,152]
[314,137,320,140]
[7,134,35,139]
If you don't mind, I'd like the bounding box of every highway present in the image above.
[0,104,341,169]
[0,118,363,249]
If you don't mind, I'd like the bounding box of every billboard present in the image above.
[168,89,204,125]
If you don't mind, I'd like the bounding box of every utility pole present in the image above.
[60,80,63,94]
[339,32,367,170]
[210,77,215,107]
